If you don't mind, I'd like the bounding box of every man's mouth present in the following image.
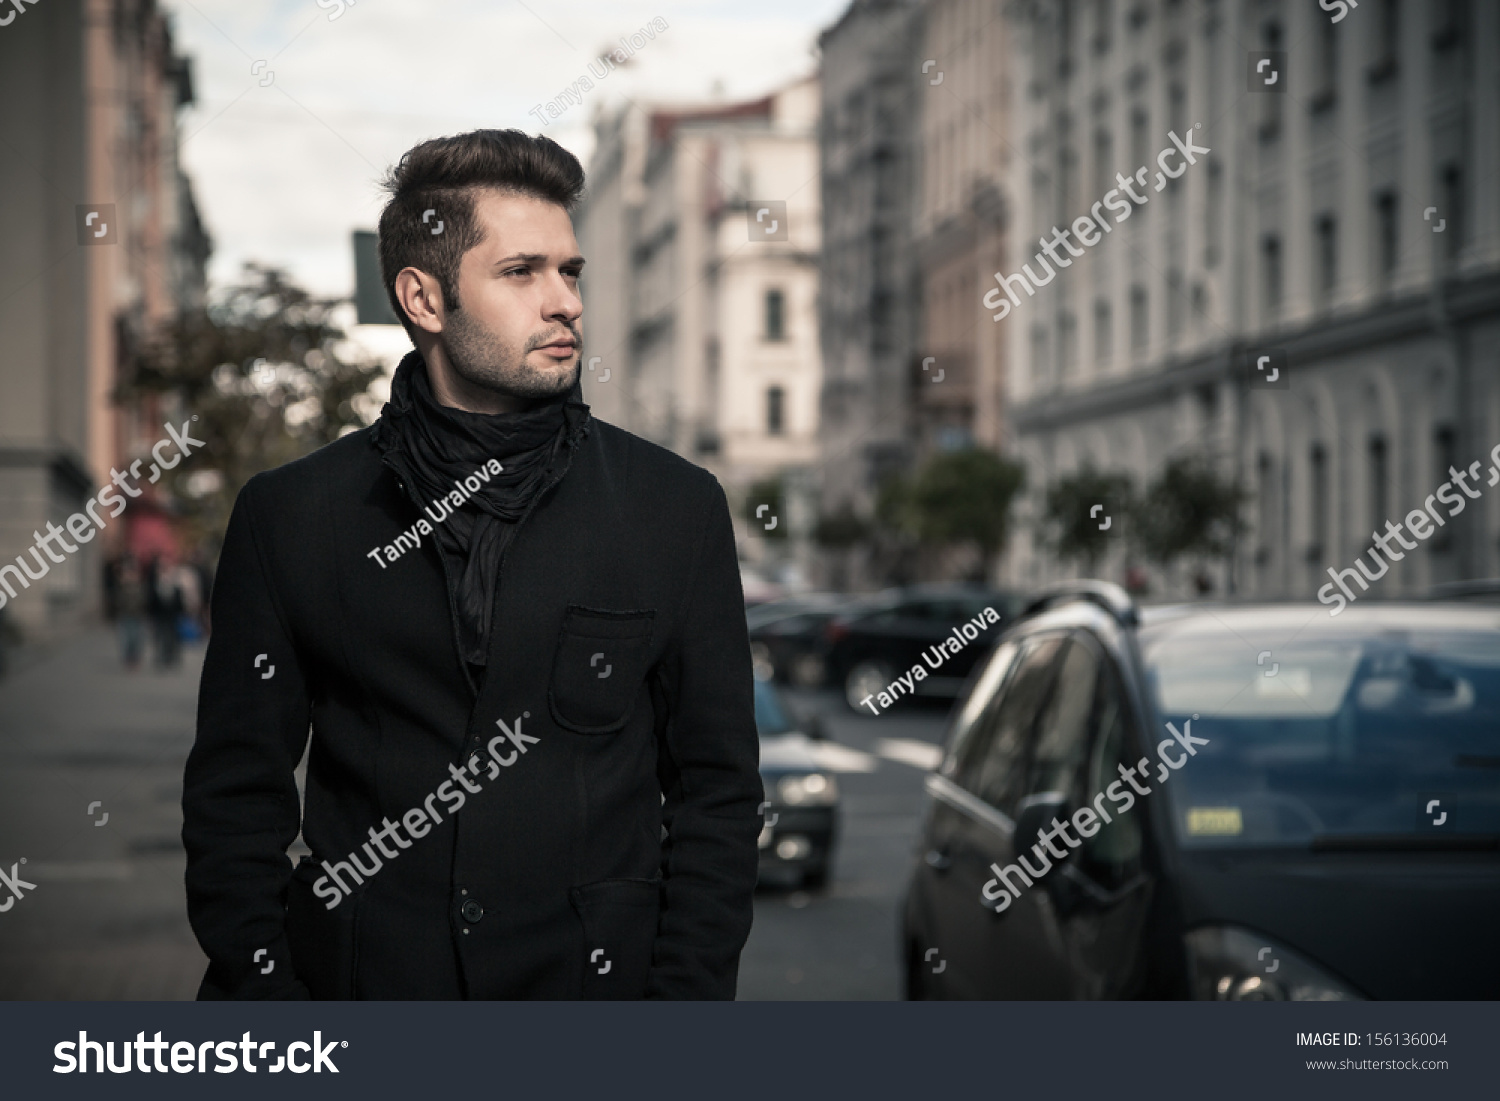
[536,338,577,356]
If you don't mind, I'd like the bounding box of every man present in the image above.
[182,130,761,1000]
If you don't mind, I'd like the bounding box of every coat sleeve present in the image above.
[645,478,763,999]
[182,477,313,999]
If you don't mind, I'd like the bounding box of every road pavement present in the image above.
[736,687,949,1000]
[0,631,951,1000]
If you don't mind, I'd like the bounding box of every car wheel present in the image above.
[844,659,893,713]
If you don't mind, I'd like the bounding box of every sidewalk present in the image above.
[0,628,208,999]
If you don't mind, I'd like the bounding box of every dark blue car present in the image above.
[903,582,1500,999]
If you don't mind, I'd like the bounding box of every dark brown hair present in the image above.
[377,130,586,338]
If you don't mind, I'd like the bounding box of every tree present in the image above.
[813,505,869,549]
[1041,466,1136,576]
[892,448,1026,581]
[122,263,386,546]
[1131,455,1247,578]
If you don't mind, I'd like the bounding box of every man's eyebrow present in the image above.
[492,253,586,267]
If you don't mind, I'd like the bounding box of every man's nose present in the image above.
[544,273,582,324]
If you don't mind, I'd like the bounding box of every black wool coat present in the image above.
[181,417,762,999]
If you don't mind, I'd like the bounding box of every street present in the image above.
[0,631,950,1000]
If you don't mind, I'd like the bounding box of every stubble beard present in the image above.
[440,307,581,403]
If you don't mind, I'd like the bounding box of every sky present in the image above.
[163,0,849,363]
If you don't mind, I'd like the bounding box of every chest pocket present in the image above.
[548,605,657,734]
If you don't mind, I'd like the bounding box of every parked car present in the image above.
[902,581,1500,999]
[822,586,1028,712]
[755,677,839,888]
[748,594,848,686]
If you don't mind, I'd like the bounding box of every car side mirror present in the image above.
[1011,792,1071,861]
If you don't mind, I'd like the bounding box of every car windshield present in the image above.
[1142,618,1500,848]
[754,678,794,736]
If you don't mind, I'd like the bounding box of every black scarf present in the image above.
[371,351,592,668]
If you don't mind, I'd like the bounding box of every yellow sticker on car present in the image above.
[1186,807,1243,836]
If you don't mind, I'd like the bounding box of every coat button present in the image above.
[461,899,484,924]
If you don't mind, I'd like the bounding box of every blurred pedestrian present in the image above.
[172,559,203,643]
[146,555,184,668]
[189,546,216,637]
[113,554,148,670]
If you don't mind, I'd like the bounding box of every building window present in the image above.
[1433,0,1468,50]
[1368,435,1389,533]
[1259,21,1284,140]
[1031,325,1051,388]
[1374,191,1399,279]
[1059,311,1078,375]
[1167,83,1186,142]
[764,288,786,340]
[1129,108,1149,181]
[1205,160,1222,267]
[1372,0,1399,76]
[1092,0,1113,54]
[1262,235,1282,321]
[1309,443,1328,561]
[1314,17,1339,105]
[1315,214,1337,306]
[1094,298,1112,365]
[1257,452,1278,568]
[1166,269,1183,339]
[1129,284,1148,352]
[765,385,785,437]
[1433,426,1456,551]
[1440,164,1464,260]
[1093,129,1113,197]
[1059,145,1077,221]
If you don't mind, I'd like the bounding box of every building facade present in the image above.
[911,0,1012,458]
[815,0,924,586]
[997,0,1500,600]
[575,78,823,560]
[0,0,209,638]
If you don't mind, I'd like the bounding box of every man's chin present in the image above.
[524,358,581,398]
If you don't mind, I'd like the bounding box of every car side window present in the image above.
[942,638,1021,776]
[1025,633,1101,808]
[1079,656,1144,889]
[955,633,1066,817]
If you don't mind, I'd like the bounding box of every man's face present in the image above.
[439,189,584,403]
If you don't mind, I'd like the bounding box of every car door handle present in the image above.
[924,848,952,871]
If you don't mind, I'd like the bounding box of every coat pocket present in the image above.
[286,854,361,1000]
[548,605,656,734]
[570,876,662,999]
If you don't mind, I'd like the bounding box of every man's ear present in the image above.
[394,268,446,334]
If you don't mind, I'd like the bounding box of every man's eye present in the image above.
[503,268,530,277]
